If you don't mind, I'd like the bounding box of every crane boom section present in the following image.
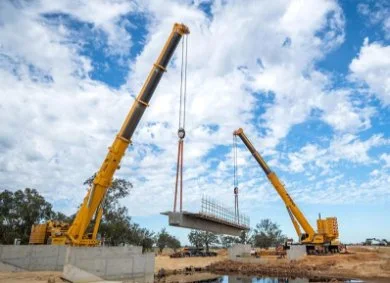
[287,207,302,237]
[267,172,315,238]
[233,128,315,240]
[66,23,190,246]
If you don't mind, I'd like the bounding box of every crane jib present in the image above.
[120,32,183,140]
[236,131,272,175]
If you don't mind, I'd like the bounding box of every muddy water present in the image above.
[218,276,364,283]
[161,274,364,282]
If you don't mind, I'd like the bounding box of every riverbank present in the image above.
[207,246,390,281]
[1,246,389,282]
[154,246,390,282]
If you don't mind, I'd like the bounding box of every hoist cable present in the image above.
[233,134,240,220]
[233,135,238,188]
[183,35,188,128]
[178,35,188,130]
[173,34,188,212]
[178,38,184,129]
[233,135,236,188]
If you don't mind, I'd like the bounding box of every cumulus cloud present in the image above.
[286,133,389,174]
[358,0,390,39]
[349,38,390,106]
[381,153,390,168]
[0,0,388,220]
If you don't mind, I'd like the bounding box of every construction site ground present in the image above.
[0,246,389,282]
[207,246,390,281]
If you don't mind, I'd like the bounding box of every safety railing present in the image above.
[200,196,250,228]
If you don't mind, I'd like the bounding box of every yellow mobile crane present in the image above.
[233,128,340,253]
[29,23,190,246]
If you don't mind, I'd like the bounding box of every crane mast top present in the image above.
[62,23,190,246]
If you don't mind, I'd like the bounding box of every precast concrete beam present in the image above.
[162,211,249,236]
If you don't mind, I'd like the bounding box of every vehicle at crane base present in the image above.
[29,23,190,247]
[233,128,340,254]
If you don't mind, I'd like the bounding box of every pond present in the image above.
[216,276,364,283]
[161,273,364,283]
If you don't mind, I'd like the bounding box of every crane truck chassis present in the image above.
[233,128,340,254]
[29,23,190,246]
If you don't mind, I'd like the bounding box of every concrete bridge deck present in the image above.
[162,211,249,236]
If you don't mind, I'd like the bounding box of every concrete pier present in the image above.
[62,246,154,282]
[228,244,251,260]
[0,245,154,282]
[0,245,66,271]
[287,245,307,260]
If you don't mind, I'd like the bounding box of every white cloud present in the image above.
[0,0,387,222]
[0,1,91,87]
[357,1,390,39]
[320,89,374,132]
[349,38,390,105]
[37,0,136,56]
[286,133,389,173]
[381,153,390,168]
[309,168,390,204]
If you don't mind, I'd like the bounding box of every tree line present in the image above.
[1,177,161,251]
[1,178,286,250]
[187,219,287,251]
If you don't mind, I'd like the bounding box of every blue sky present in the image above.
[0,0,389,245]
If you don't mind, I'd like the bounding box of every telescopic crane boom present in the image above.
[30,23,190,246]
[233,128,339,253]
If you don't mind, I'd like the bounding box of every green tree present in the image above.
[238,229,253,245]
[188,230,219,252]
[155,228,181,253]
[188,230,204,249]
[156,228,169,252]
[253,219,286,249]
[138,228,155,252]
[83,175,133,216]
[83,175,155,249]
[51,211,73,223]
[0,188,53,244]
[167,235,181,252]
[202,232,219,252]
[83,175,133,245]
[126,223,155,252]
[220,235,238,248]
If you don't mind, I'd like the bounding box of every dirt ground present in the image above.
[208,246,390,281]
[0,271,61,283]
[155,254,227,272]
[1,246,389,282]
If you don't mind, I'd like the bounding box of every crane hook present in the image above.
[178,128,186,139]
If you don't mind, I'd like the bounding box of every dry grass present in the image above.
[1,246,390,282]
[380,259,390,271]
[0,271,62,283]
[155,254,226,272]
[209,246,390,280]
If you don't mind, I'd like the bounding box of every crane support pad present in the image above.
[161,211,249,236]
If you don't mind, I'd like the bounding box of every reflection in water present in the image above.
[218,276,363,283]
[161,274,363,283]
[220,276,308,283]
